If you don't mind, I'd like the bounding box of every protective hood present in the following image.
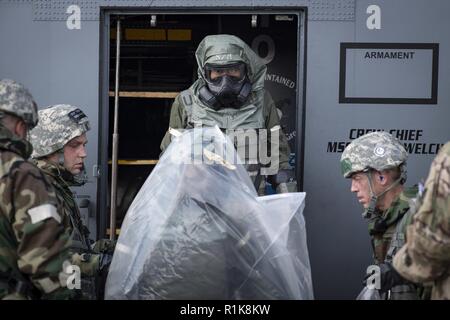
[195,34,267,93]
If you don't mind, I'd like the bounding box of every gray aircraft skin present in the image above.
[1,0,449,299]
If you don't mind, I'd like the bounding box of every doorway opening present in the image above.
[99,11,304,238]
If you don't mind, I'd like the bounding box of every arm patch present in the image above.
[28,204,61,224]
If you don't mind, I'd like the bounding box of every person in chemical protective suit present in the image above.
[340,131,425,300]
[160,34,296,194]
[29,105,115,299]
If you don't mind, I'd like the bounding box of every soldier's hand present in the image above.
[71,253,100,277]
[99,253,113,273]
[268,169,297,193]
[378,263,406,293]
[93,239,117,254]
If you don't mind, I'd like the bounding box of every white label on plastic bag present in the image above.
[203,148,236,170]
[116,242,131,254]
[236,232,251,248]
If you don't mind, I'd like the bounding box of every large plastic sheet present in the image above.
[105,127,313,299]
[356,287,381,300]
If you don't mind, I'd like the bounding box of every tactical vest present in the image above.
[53,179,91,252]
[369,187,420,300]
[37,161,97,299]
[56,180,97,299]
[383,209,419,300]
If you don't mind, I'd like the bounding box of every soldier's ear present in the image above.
[14,119,27,139]
[373,171,386,185]
[377,173,388,185]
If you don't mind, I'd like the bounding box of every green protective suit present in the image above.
[160,35,291,188]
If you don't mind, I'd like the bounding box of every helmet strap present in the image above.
[73,167,88,186]
[364,171,378,219]
[363,170,403,219]
[57,151,65,167]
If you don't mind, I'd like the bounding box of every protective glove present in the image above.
[71,252,100,277]
[95,253,114,300]
[99,253,113,273]
[268,169,297,193]
[92,239,117,254]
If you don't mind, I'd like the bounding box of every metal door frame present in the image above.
[98,7,307,238]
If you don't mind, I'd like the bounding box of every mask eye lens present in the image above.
[206,63,245,81]
[208,69,226,82]
[225,67,242,80]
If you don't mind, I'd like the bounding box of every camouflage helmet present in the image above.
[30,104,90,158]
[340,131,407,178]
[0,79,38,129]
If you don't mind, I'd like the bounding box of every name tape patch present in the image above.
[68,109,87,123]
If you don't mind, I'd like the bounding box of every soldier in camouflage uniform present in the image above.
[393,141,450,299]
[160,34,296,194]
[29,104,114,299]
[340,131,420,299]
[0,79,75,299]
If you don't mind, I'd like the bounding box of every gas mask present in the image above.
[199,62,252,110]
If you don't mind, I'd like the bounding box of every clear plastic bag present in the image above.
[356,287,381,300]
[105,127,313,300]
